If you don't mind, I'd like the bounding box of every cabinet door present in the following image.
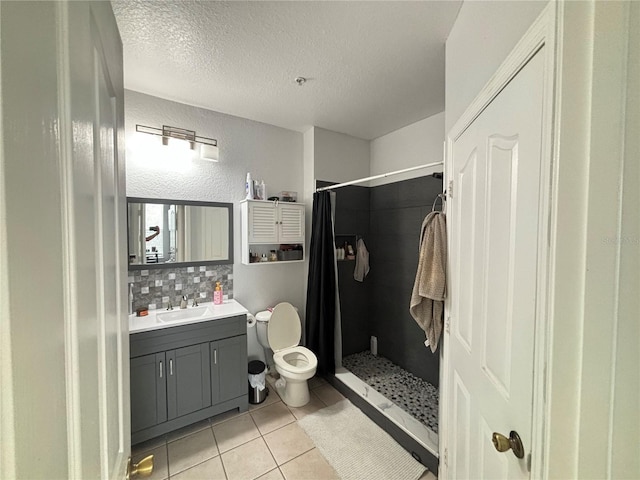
[211,335,247,404]
[166,343,211,420]
[248,202,278,243]
[130,353,166,433]
[278,203,305,243]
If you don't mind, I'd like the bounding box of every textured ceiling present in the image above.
[112,1,461,140]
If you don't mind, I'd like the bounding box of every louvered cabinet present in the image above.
[240,199,305,265]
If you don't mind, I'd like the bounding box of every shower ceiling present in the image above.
[111,1,462,140]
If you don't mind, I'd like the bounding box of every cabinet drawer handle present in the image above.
[159,361,163,378]
[214,349,217,365]
[169,359,173,376]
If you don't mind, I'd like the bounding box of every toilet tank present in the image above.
[255,310,271,348]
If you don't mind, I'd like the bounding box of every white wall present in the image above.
[445,1,547,132]
[312,127,370,184]
[369,112,444,186]
[125,90,305,316]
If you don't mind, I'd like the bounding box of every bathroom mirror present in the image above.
[127,197,233,269]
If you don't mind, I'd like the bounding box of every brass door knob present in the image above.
[492,430,525,459]
[126,454,154,480]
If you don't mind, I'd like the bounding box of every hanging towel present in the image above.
[410,211,447,353]
[353,238,370,282]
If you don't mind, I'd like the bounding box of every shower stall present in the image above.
[315,174,443,471]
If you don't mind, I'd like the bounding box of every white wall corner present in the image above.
[369,112,445,187]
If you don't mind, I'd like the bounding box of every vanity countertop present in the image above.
[129,299,249,334]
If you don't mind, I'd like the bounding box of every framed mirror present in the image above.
[127,197,233,269]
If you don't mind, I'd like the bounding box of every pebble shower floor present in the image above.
[342,350,439,433]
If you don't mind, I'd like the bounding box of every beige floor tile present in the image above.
[213,411,261,453]
[168,427,219,476]
[263,423,315,465]
[132,434,167,457]
[286,391,326,420]
[256,468,285,480]
[132,445,168,480]
[167,418,212,442]
[312,383,345,406]
[249,387,280,412]
[279,449,339,480]
[308,376,327,390]
[419,469,438,480]
[250,401,296,435]
[210,408,248,426]
[171,456,226,480]
[221,437,277,480]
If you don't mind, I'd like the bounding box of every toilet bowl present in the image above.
[255,302,317,407]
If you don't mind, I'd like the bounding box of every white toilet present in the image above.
[255,302,318,407]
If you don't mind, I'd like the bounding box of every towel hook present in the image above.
[431,193,446,213]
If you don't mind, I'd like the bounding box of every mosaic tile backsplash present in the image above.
[128,265,233,312]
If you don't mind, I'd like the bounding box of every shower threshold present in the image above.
[333,366,439,460]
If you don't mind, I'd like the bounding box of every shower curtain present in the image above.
[305,191,340,376]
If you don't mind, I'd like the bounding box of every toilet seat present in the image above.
[273,346,318,374]
[267,302,302,352]
[266,302,318,407]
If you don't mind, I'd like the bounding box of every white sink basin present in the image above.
[156,305,213,323]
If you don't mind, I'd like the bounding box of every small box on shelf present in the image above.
[277,249,303,261]
[278,191,297,202]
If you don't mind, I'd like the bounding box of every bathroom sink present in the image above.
[156,305,213,323]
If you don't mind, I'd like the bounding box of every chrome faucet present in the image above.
[192,295,199,307]
[180,295,187,309]
[166,298,173,311]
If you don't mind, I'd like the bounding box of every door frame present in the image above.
[440,4,558,478]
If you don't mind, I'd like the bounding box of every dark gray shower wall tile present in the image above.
[352,210,370,237]
[335,184,370,211]
[396,175,444,208]
[370,182,399,211]
[316,179,335,189]
[396,176,431,208]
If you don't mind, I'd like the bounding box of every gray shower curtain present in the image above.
[305,191,339,376]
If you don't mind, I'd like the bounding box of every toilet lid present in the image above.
[267,302,301,352]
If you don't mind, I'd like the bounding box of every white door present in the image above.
[445,47,546,478]
[0,2,129,478]
[248,201,278,243]
[278,203,305,244]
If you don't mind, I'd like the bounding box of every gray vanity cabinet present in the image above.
[212,335,247,404]
[166,343,212,420]
[130,352,167,432]
[130,315,248,445]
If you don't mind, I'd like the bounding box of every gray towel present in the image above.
[409,211,447,353]
[353,238,370,282]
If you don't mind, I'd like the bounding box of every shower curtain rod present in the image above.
[315,161,444,192]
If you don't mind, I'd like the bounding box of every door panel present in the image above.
[218,336,248,403]
[167,344,212,419]
[248,203,278,243]
[447,48,545,479]
[130,353,166,432]
[1,2,127,478]
[278,203,305,243]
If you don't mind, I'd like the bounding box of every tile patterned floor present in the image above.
[342,351,439,433]
[132,375,438,480]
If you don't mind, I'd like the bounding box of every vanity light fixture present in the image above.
[136,124,219,161]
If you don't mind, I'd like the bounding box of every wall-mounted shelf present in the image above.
[240,200,305,265]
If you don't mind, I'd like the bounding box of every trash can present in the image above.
[248,360,268,404]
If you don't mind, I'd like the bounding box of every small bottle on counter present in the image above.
[213,281,223,305]
[269,250,277,261]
